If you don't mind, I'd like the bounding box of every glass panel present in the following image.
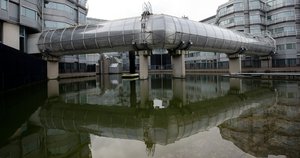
[1,0,8,10]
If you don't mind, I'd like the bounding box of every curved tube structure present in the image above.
[38,14,275,56]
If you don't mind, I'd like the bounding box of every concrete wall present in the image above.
[27,33,41,54]
[3,22,19,50]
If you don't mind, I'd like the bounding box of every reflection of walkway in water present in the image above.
[219,91,300,158]
[36,87,275,155]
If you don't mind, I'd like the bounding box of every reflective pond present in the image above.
[1,74,299,158]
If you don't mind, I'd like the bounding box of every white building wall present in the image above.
[3,22,19,50]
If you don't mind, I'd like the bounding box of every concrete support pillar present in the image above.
[129,51,136,74]
[173,79,186,107]
[171,50,186,78]
[47,59,59,80]
[138,50,150,80]
[260,56,272,69]
[47,80,59,98]
[228,55,241,74]
[140,79,149,108]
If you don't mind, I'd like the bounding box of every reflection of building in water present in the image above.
[57,75,267,108]
[0,124,91,158]
[38,87,275,155]
[219,89,300,158]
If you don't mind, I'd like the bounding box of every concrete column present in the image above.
[228,55,241,74]
[129,51,136,74]
[47,60,59,80]
[172,50,186,78]
[260,56,272,69]
[138,50,150,80]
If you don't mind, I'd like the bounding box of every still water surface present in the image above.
[1,74,299,158]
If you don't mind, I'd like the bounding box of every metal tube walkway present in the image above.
[38,14,275,56]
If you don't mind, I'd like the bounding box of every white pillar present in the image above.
[138,50,150,80]
[172,50,186,78]
[47,57,59,80]
[228,55,241,74]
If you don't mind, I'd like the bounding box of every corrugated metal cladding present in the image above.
[38,14,276,56]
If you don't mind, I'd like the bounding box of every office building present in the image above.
[188,0,299,69]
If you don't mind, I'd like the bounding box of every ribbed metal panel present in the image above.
[38,14,275,56]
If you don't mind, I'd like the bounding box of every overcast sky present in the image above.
[87,0,229,22]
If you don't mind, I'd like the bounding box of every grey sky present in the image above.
[87,0,229,21]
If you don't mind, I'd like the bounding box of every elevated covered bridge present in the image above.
[36,14,276,79]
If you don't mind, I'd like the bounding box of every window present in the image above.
[250,15,261,23]
[249,0,261,9]
[0,0,7,10]
[274,27,284,34]
[19,27,27,53]
[234,2,244,11]
[286,43,296,49]
[21,7,37,20]
[276,44,285,50]
[79,12,86,24]
[235,16,244,25]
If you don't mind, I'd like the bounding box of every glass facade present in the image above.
[21,7,38,21]
[215,0,299,68]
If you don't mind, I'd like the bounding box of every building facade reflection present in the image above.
[219,84,300,158]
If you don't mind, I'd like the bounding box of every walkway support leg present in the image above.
[129,51,136,74]
[228,55,241,74]
[260,56,272,70]
[171,50,186,78]
[47,57,59,80]
[138,50,150,80]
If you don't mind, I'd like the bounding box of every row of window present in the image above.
[268,26,295,34]
[44,1,86,24]
[276,43,296,50]
[45,20,71,29]
[45,2,77,17]
[267,10,295,22]
[218,16,245,26]
[267,0,295,8]
[218,2,244,16]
